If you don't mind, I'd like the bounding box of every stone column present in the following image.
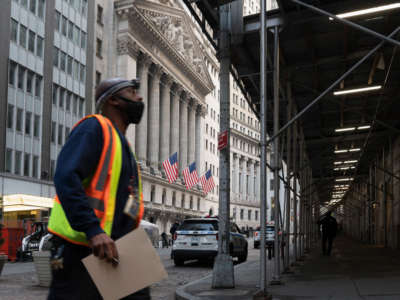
[179,92,189,173]
[170,84,182,157]
[255,162,260,200]
[159,74,173,170]
[195,104,204,176]
[234,154,240,194]
[250,159,255,199]
[135,53,152,169]
[148,64,163,175]
[241,157,248,198]
[188,98,196,166]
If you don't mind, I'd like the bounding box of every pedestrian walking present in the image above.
[161,232,168,248]
[317,211,338,256]
[47,78,151,299]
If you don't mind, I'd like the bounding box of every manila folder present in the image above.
[82,227,168,300]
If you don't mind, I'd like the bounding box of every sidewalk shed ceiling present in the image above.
[185,0,400,204]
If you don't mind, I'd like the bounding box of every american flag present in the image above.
[162,152,179,183]
[200,169,215,195]
[183,162,199,190]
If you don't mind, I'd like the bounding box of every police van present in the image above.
[171,217,248,266]
[253,222,275,249]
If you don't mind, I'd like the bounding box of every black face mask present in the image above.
[115,96,145,124]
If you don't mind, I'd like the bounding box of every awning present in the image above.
[2,194,54,213]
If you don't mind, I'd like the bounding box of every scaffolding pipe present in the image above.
[259,0,268,294]
[272,25,281,283]
[267,27,400,144]
[293,105,299,262]
[284,81,292,271]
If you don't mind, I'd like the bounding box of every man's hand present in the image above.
[88,233,119,266]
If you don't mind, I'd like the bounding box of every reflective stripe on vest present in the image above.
[48,114,123,246]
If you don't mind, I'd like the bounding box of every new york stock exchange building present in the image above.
[97,0,216,234]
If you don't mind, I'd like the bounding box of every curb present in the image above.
[175,259,258,300]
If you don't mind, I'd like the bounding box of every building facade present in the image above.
[0,0,94,222]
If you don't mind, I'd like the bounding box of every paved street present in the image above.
[0,239,259,299]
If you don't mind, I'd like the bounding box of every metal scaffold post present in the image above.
[212,3,234,289]
[284,81,292,272]
[292,105,299,263]
[272,24,282,284]
[258,0,269,296]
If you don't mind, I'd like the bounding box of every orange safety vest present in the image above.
[48,114,144,246]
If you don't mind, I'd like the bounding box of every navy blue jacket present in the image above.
[54,117,137,241]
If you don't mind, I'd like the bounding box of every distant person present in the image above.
[317,211,338,256]
[161,232,168,248]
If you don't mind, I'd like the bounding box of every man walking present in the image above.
[47,78,150,299]
[318,211,338,256]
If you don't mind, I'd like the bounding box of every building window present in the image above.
[29,0,37,14]
[50,159,55,179]
[25,111,32,135]
[190,197,193,209]
[36,36,43,58]
[5,149,13,173]
[74,25,80,45]
[59,88,65,108]
[8,61,17,86]
[55,12,61,31]
[27,71,34,93]
[162,189,166,204]
[79,98,85,117]
[11,19,18,42]
[51,121,56,143]
[35,75,42,98]
[28,30,35,53]
[255,211,258,221]
[21,0,28,8]
[16,108,23,132]
[233,207,236,219]
[248,210,252,221]
[67,56,73,75]
[34,115,40,137]
[97,5,103,25]
[33,155,39,178]
[181,195,185,208]
[68,20,73,40]
[53,47,59,67]
[24,153,30,176]
[14,151,22,175]
[19,24,27,48]
[73,95,78,115]
[81,31,87,49]
[61,16,67,36]
[52,84,58,105]
[240,209,244,220]
[38,0,45,19]
[96,38,102,58]
[65,127,70,140]
[18,65,25,90]
[270,179,274,191]
[58,124,63,145]
[81,0,88,16]
[80,64,86,83]
[197,198,200,211]
[96,71,102,86]
[60,51,66,71]
[66,92,71,111]
[7,104,14,129]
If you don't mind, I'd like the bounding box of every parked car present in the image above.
[171,217,248,266]
[253,224,275,249]
[18,222,48,261]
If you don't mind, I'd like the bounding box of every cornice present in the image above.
[115,1,214,98]
[117,34,140,58]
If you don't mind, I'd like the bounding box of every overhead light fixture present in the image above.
[333,85,382,96]
[330,3,400,20]
[335,127,356,133]
[344,160,358,164]
[334,161,343,165]
[357,125,371,130]
[336,178,354,182]
[335,148,361,154]
[335,149,348,154]
[349,148,361,152]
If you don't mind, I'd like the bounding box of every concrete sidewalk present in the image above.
[176,235,400,300]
